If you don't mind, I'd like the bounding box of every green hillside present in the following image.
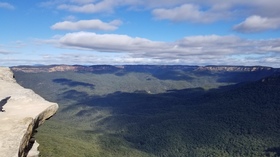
[12,65,280,157]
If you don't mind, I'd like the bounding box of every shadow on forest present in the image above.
[53,78,95,89]
[57,87,214,154]
[216,71,275,83]
[265,147,280,156]
[57,85,231,155]
[57,79,280,156]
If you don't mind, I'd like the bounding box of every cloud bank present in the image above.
[46,31,280,67]
[152,4,229,23]
[51,19,122,31]
[57,32,280,55]
[57,0,118,13]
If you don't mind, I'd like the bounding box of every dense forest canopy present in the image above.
[12,65,280,157]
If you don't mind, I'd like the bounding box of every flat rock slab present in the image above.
[0,67,58,157]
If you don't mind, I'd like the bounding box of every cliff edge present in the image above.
[0,67,58,157]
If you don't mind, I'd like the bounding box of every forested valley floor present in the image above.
[12,65,280,157]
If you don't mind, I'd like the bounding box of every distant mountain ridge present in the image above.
[11,65,280,73]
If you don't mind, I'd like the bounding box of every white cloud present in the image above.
[58,32,166,52]
[54,32,280,60]
[152,4,201,22]
[233,15,280,33]
[152,4,229,23]
[150,0,280,25]
[51,19,122,31]
[0,2,15,10]
[57,0,117,13]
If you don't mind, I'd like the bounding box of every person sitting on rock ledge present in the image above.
[0,96,11,112]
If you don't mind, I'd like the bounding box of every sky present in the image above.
[1,0,280,67]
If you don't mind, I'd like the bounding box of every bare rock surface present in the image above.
[0,67,58,157]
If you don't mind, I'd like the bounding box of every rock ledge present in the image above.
[0,67,58,157]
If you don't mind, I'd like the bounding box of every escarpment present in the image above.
[12,65,280,73]
[0,67,58,157]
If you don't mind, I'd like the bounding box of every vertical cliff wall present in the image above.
[0,67,59,157]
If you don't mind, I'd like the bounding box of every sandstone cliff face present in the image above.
[195,65,274,72]
[11,65,123,73]
[12,65,279,73]
[0,67,58,157]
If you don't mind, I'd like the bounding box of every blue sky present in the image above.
[1,0,280,67]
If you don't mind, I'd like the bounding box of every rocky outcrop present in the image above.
[0,67,58,157]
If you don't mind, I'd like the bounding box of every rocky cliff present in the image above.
[195,65,274,72]
[11,65,280,73]
[0,67,58,157]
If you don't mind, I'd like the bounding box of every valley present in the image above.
[12,65,280,157]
